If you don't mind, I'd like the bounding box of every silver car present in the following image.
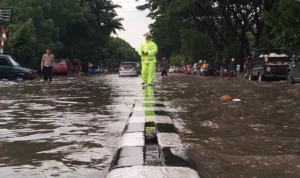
[119,62,138,77]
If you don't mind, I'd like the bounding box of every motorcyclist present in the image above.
[220,59,228,75]
[200,60,209,74]
[229,58,237,71]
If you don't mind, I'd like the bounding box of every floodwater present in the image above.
[0,75,143,177]
[1,74,300,178]
[155,74,300,178]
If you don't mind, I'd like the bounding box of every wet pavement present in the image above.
[1,73,300,177]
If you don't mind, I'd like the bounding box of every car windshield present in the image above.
[8,56,20,67]
[121,63,135,68]
[91,66,99,69]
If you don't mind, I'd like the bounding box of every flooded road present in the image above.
[1,74,300,177]
[155,74,300,178]
[0,75,142,177]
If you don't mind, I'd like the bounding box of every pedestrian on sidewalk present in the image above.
[160,57,168,79]
[41,49,55,81]
[138,32,158,86]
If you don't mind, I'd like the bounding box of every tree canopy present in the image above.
[0,0,137,70]
[136,0,299,70]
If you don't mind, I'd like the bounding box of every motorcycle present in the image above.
[193,67,200,75]
[229,70,237,77]
[200,68,209,76]
[220,68,229,77]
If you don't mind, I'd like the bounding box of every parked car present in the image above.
[119,62,138,77]
[169,66,175,73]
[88,65,101,74]
[287,56,300,84]
[248,48,291,82]
[0,54,37,80]
[52,59,68,74]
[237,64,241,73]
[185,65,193,74]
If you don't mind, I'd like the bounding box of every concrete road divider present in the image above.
[108,86,200,178]
[108,166,199,178]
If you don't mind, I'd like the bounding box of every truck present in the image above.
[248,48,291,82]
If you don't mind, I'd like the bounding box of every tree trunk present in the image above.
[240,33,246,72]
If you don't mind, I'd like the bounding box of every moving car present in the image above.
[88,65,101,74]
[287,56,300,84]
[0,54,37,80]
[248,48,290,82]
[52,59,68,74]
[119,62,138,77]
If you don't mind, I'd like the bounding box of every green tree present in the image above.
[100,37,139,68]
[170,54,185,66]
[181,28,215,62]
[1,0,123,71]
[263,0,300,49]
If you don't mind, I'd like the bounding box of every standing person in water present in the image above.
[41,49,55,82]
[160,57,168,79]
[138,32,158,86]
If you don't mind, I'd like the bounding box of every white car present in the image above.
[237,64,240,73]
[169,66,175,73]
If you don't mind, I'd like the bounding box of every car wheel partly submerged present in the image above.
[287,71,295,84]
[248,73,253,81]
[258,73,263,82]
[15,76,24,81]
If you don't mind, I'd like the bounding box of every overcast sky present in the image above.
[112,0,153,50]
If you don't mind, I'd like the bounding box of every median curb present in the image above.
[107,87,200,178]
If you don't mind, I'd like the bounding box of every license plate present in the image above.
[56,68,60,70]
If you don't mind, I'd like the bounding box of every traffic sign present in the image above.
[0,7,12,25]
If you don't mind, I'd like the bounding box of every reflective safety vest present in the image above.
[138,40,158,63]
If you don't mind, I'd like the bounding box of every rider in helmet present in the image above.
[220,59,228,74]
[229,58,236,71]
[200,60,209,73]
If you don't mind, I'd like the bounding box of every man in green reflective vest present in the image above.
[138,32,158,85]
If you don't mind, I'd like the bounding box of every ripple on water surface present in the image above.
[0,75,143,177]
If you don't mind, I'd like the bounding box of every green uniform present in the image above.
[138,40,158,85]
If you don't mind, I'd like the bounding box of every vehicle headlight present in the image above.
[266,67,271,72]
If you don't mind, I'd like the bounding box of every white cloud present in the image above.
[112,0,153,50]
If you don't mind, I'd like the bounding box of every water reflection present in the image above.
[0,75,141,177]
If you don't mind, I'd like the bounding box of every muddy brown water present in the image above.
[0,75,143,177]
[1,74,300,177]
[155,74,300,178]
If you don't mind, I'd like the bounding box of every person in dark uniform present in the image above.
[160,57,169,79]
[229,58,237,71]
